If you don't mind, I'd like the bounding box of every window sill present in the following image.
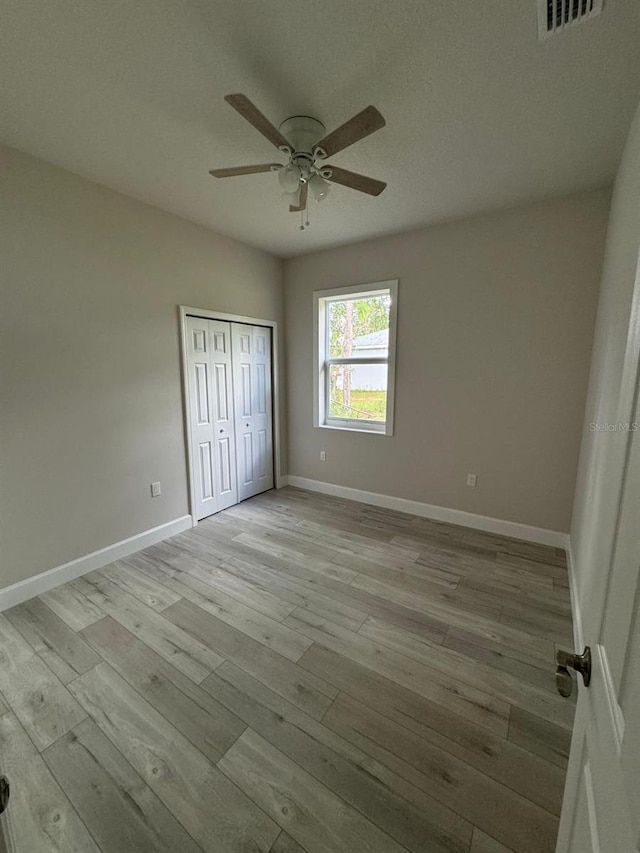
[316,423,391,436]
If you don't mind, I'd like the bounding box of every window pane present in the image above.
[328,363,387,422]
[328,294,390,359]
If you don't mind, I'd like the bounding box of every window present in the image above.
[314,280,398,434]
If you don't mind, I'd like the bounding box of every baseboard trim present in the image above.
[0,515,193,612]
[286,475,569,549]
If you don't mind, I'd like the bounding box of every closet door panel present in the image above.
[209,321,238,511]
[186,317,218,520]
[252,326,273,492]
[232,324,274,501]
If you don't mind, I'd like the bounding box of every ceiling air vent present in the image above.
[537,0,604,39]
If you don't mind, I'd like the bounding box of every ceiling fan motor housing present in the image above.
[279,116,326,156]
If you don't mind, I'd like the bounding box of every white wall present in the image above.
[0,146,284,589]
[570,101,640,602]
[284,189,610,534]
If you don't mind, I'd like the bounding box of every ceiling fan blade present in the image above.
[315,106,385,157]
[289,181,308,212]
[209,164,281,178]
[325,166,386,196]
[224,94,291,150]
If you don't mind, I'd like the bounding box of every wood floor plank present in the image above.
[201,522,344,566]
[500,604,574,645]
[69,662,279,852]
[81,616,246,762]
[412,543,508,576]
[5,597,101,684]
[0,614,87,751]
[164,599,337,720]
[43,718,202,853]
[164,532,232,568]
[355,573,556,664]
[443,628,556,693]
[392,530,493,555]
[205,662,473,853]
[270,831,307,853]
[323,692,559,853]
[299,644,565,816]
[73,572,223,682]
[457,575,571,616]
[495,553,568,579]
[0,712,100,852]
[220,556,370,631]
[165,572,312,662]
[351,573,550,652]
[344,554,503,620]
[508,706,573,768]
[221,553,448,642]
[414,543,557,592]
[225,531,360,584]
[359,616,572,728]
[219,728,416,853]
[98,561,182,611]
[229,507,422,566]
[332,549,459,588]
[472,828,517,853]
[444,624,554,670]
[285,608,510,735]
[40,582,104,632]
[462,533,566,567]
[170,556,296,621]
[120,551,178,583]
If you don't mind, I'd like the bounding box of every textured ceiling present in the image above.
[2,0,639,258]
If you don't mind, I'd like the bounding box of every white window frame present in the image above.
[313,280,398,435]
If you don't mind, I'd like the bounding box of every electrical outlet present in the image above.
[320,451,326,462]
[466,473,477,487]
[151,481,161,497]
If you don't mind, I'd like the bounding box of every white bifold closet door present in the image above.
[186,316,273,520]
[231,324,274,502]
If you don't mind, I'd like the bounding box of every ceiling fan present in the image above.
[210,94,387,217]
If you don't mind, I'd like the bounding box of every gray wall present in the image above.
[571,102,640,602]
[0,146,284,589]
[284,189,610,533]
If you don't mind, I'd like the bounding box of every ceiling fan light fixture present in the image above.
[278,164,301,193]
[281,186,301,205]
[309,174,331,202]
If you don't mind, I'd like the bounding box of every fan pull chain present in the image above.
[299,184,311,231]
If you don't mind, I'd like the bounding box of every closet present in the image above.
[185,316,274,520]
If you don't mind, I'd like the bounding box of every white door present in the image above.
[186,316,218,520]
[208,320,238,512]
[231,323,274,501]
[556,291,640,850]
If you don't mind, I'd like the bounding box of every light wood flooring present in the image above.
[0,487,575,853]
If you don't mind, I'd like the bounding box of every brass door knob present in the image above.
[555,646,592,698]
[0,775,9,814]
[556,666,574,698]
